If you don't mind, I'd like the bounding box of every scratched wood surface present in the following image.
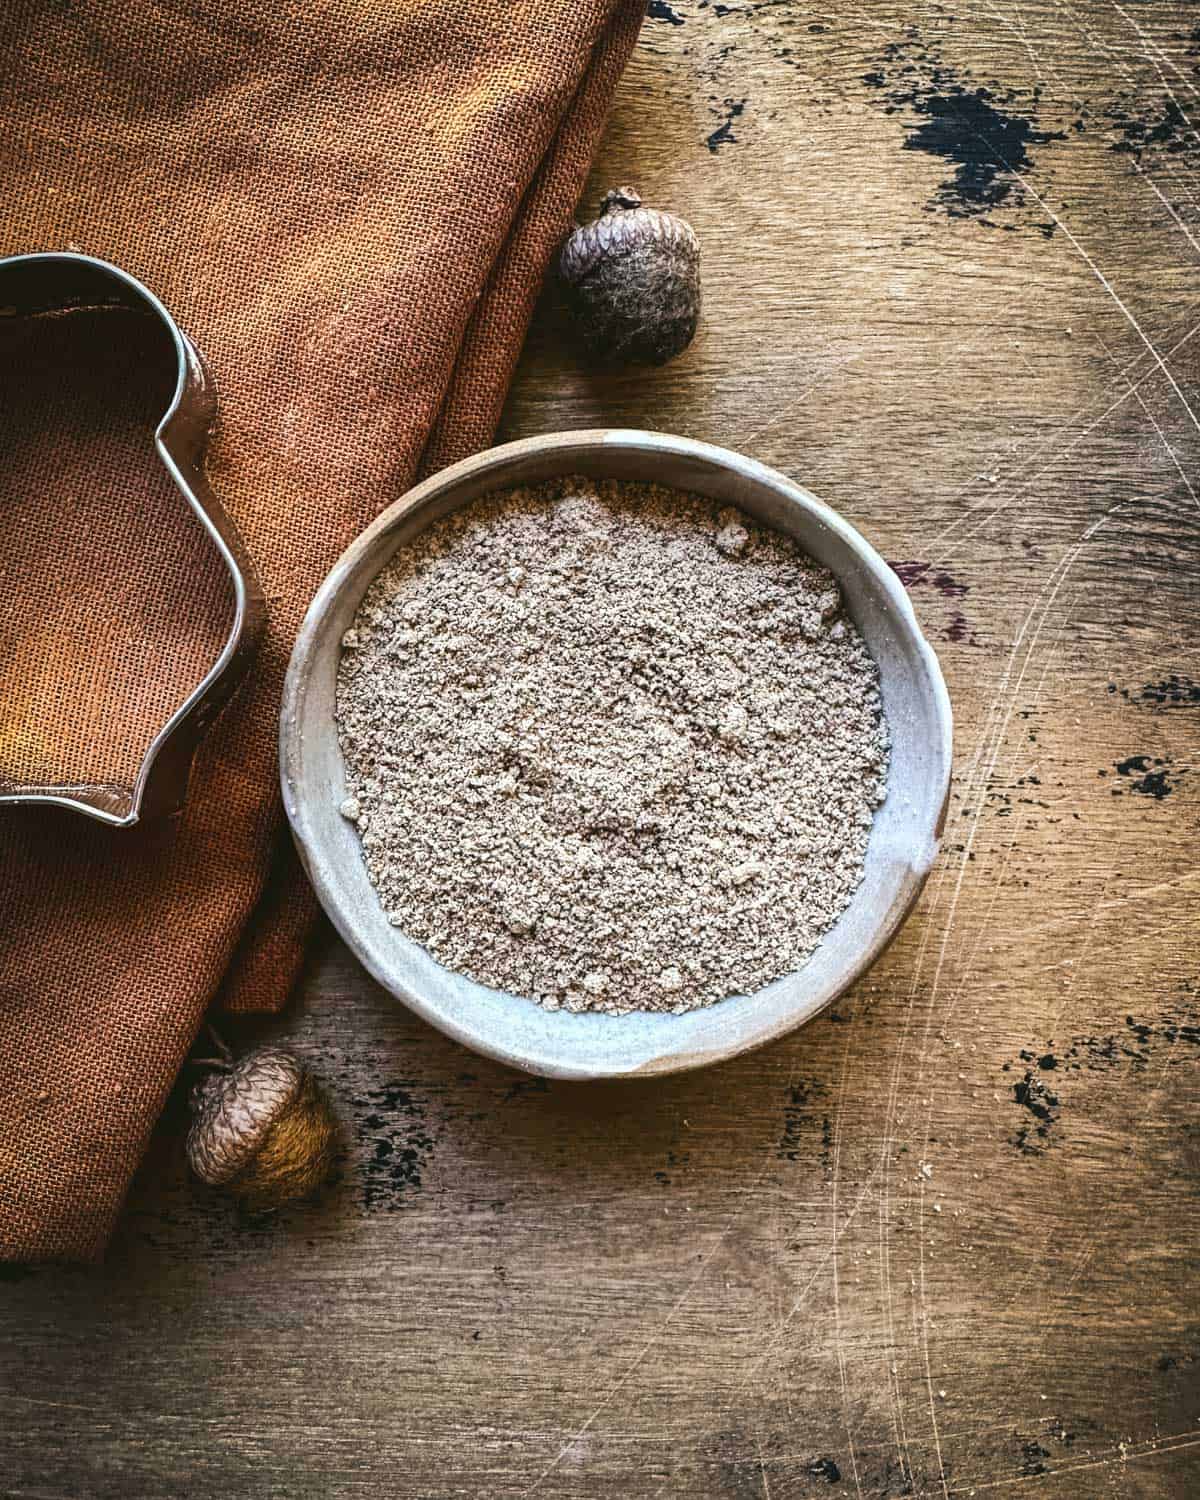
[3,2,1199,1496]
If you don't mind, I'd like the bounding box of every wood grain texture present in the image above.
[3,2,1199,1495]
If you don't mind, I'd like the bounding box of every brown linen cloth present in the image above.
[0,0,644,1262]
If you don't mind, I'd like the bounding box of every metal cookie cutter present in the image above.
[0,252,265,826]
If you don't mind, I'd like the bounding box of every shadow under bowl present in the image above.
[281,430,952,1078]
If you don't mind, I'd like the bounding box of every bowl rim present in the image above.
[281,429,953,1078]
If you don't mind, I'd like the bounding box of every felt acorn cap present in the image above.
[558,188,700,282]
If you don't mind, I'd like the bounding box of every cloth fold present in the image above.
[0,0,643,1261]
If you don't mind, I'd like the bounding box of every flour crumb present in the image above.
[717,702,749,743]
[716,522,749,557]
[503,904,537,937]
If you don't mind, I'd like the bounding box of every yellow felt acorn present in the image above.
[186,1034,337,1211]
[558,187,701,367]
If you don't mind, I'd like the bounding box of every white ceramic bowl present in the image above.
[281,430,952,1078]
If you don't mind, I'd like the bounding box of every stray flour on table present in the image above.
[335,477,889,1015]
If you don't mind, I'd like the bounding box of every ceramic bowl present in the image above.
[281,430,952,1078]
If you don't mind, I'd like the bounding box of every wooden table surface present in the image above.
[4,3,1199,1496]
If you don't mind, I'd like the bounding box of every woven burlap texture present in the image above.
[0,0,643,1262]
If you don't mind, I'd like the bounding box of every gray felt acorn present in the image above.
[186,1041,337,1211]
[558,187,700,366]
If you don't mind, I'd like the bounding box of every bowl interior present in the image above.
[281,431,952,1078]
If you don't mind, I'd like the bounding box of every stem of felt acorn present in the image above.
[186,1022,235,1071]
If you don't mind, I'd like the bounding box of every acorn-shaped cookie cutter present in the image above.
[0,252,265,826]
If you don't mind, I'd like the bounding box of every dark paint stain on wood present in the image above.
[890,560,969,597]
[1008,1003,1200,1151]
[1109,98,1191,162]
[1011,1068,1060,1154]
[353,1079,434,1211]
[709,1429,851,1496]
[503,1072,551,1102]
[1028,1013,1200,1075]
[706,96,746,152]
[864,34,1066,222]
[776,1077,826,1161]
[898,83,1063,217]
[1112,754,1177,799]
[647,0,685,25]
[820,1114,833,1175]
[891,560,977,642]
[808,1456,842,1483]
[1111,675,1200,710]
[655,1147,689,1185]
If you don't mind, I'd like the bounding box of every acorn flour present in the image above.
[335,477,889,1015]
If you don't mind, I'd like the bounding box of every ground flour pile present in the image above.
[335,478,889,1015]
